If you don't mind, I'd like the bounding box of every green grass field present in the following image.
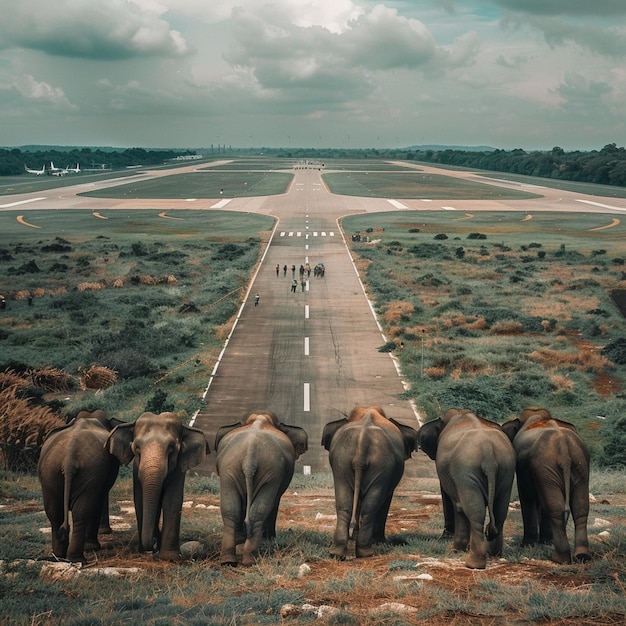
[323,172,543,199]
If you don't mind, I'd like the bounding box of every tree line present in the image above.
[258,144,626,188]
[0,147,195,176]
[407,144,626,187]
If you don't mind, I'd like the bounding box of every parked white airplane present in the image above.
[65,163,81,174]
[24,164,46,175]
[49,161,69,176]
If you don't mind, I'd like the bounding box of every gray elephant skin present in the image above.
[38,409,123,563]
[419,409,516,569]
[215,411,308,566]
[502,407,591,564]
[215,412,308,566]
[107,411,209,561]
[321,406,418,560]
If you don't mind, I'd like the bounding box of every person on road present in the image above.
[291,264,296,278]
[291,279,298,293]
[275,264,280,277]
[301,279,306,292]
[283,264,287,277]
[254,293,260,306]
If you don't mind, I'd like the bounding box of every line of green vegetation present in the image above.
[342,210,626,468]
[79,171,293,199]
[323,171,542,199]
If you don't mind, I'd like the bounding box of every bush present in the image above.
[602,338,626,365]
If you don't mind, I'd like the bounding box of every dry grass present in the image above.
[79,364,118,390]
[384,300,415,324]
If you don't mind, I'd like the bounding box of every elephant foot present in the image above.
[157,549,182,561]
[241,554,257,567]
[465,555,487,570]
[66,553,87,565]
[98,525,113,535]
[329,547,346,560]
[574,548,591,563]
[550,550,572,565]
[355,545,375,559]
[220,550,238,567]
[440,529,454,540]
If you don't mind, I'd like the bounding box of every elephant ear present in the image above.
[107,422,136,465]
[178,426,210,472]
[321,418,347,451]
[214,422,244,451]
[279,423,309,459]
[501,419,522,442]
[417,419,445,460]
[389,418,419,460]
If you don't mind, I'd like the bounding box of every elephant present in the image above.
[419,409,516,569]
[215,411,308,566]
[107,411,209,561]
[38,409,124,563]
[502,407,591,564]
[214,412,308,566]
[321,406,418,560]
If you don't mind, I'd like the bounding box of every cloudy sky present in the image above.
[1,0,625,150]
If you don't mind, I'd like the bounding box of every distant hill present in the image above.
[407,144,496,152]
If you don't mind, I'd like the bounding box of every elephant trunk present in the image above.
[137,447,168,553]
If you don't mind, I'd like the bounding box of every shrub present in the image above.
[601,338,626,365]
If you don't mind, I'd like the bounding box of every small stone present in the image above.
[298,563,311,577]
[180,541,204,559]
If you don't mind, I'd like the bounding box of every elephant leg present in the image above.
[372,491,394,544]
[355,488,386,558]
[546,513,572,564]
[572,487,591,562]
[517,477,541,545]
[466,522,488,570]
[452,509,470,553]
[84,511,102,552]
[330,481,353,560]
[441,489,455,538]
[66,516,89,563]
[241,483,280,566]
[158,471,185,561]
[538,508,553,544]
[573,514,591,562]
[42,491,68,559]
[98,497,113,535]
[242,522,265,567]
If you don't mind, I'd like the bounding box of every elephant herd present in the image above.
[37,405,591,570]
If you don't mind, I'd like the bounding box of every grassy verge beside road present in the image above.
[342,210,626,467]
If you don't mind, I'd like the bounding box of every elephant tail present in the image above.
[59,457,76,547]
[349,428,370,539]
[559,438,572,526]
[242,449,258,539]
[482,457,498,541]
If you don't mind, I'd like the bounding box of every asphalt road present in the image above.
[3,160,626,480]
[191,167,422,475]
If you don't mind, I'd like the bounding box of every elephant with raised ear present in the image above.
[215,412,308,566]
[107,411,209,561]
[502,407,591,564]
[421,409,516,569]
[321,406,418,560]
[38,409,124,563]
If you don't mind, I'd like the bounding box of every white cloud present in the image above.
[0,0,190,59]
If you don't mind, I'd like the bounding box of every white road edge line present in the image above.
[0,197,46,208]
[575,199,626,212]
